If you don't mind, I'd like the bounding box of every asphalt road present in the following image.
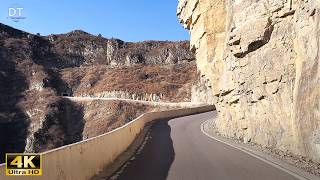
[64,96,205,107]
[111,111,300,180]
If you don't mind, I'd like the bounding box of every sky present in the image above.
[0,0,189,42]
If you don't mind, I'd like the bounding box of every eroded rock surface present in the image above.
[45,30,194,68]
[178,0,320,162]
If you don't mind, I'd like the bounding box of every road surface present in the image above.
[107,111,300,180]
[64,96,205,107]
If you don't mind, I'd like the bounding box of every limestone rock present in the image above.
[178,0,320,162]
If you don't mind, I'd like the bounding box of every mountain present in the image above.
[0,23,196,162]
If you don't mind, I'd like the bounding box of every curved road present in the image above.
[108,111,300,180]
[64,96,205,107]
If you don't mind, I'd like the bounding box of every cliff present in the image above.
[45,30,194,68]
[178,0,320,162]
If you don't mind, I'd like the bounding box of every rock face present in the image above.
[178,0,320,162]
[46,31,194,68]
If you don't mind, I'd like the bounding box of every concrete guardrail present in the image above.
[0,105,214,180]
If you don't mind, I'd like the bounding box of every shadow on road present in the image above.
[114,119,175,180]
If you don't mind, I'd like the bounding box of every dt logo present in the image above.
[6,154,42,176]
[7,4,26,23]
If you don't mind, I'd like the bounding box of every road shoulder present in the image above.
[201,119,320,180]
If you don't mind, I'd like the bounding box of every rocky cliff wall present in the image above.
[46,31,194,68]
[178,0,320,162]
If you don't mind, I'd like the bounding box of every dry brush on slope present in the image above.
[60,62,197,102]
[0,23,196,162]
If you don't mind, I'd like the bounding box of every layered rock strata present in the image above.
[178,0,320,162]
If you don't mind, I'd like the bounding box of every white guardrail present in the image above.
[0,105,214,180]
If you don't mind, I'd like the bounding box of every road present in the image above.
[108,111,301,180]
[64,96,205,107]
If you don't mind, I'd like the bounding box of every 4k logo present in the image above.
[6,154,42,176]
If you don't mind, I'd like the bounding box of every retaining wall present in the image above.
[0,105,214,180]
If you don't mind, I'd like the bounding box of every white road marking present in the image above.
[200,119,320,180]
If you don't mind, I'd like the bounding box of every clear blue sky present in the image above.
[0,0,189,42]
